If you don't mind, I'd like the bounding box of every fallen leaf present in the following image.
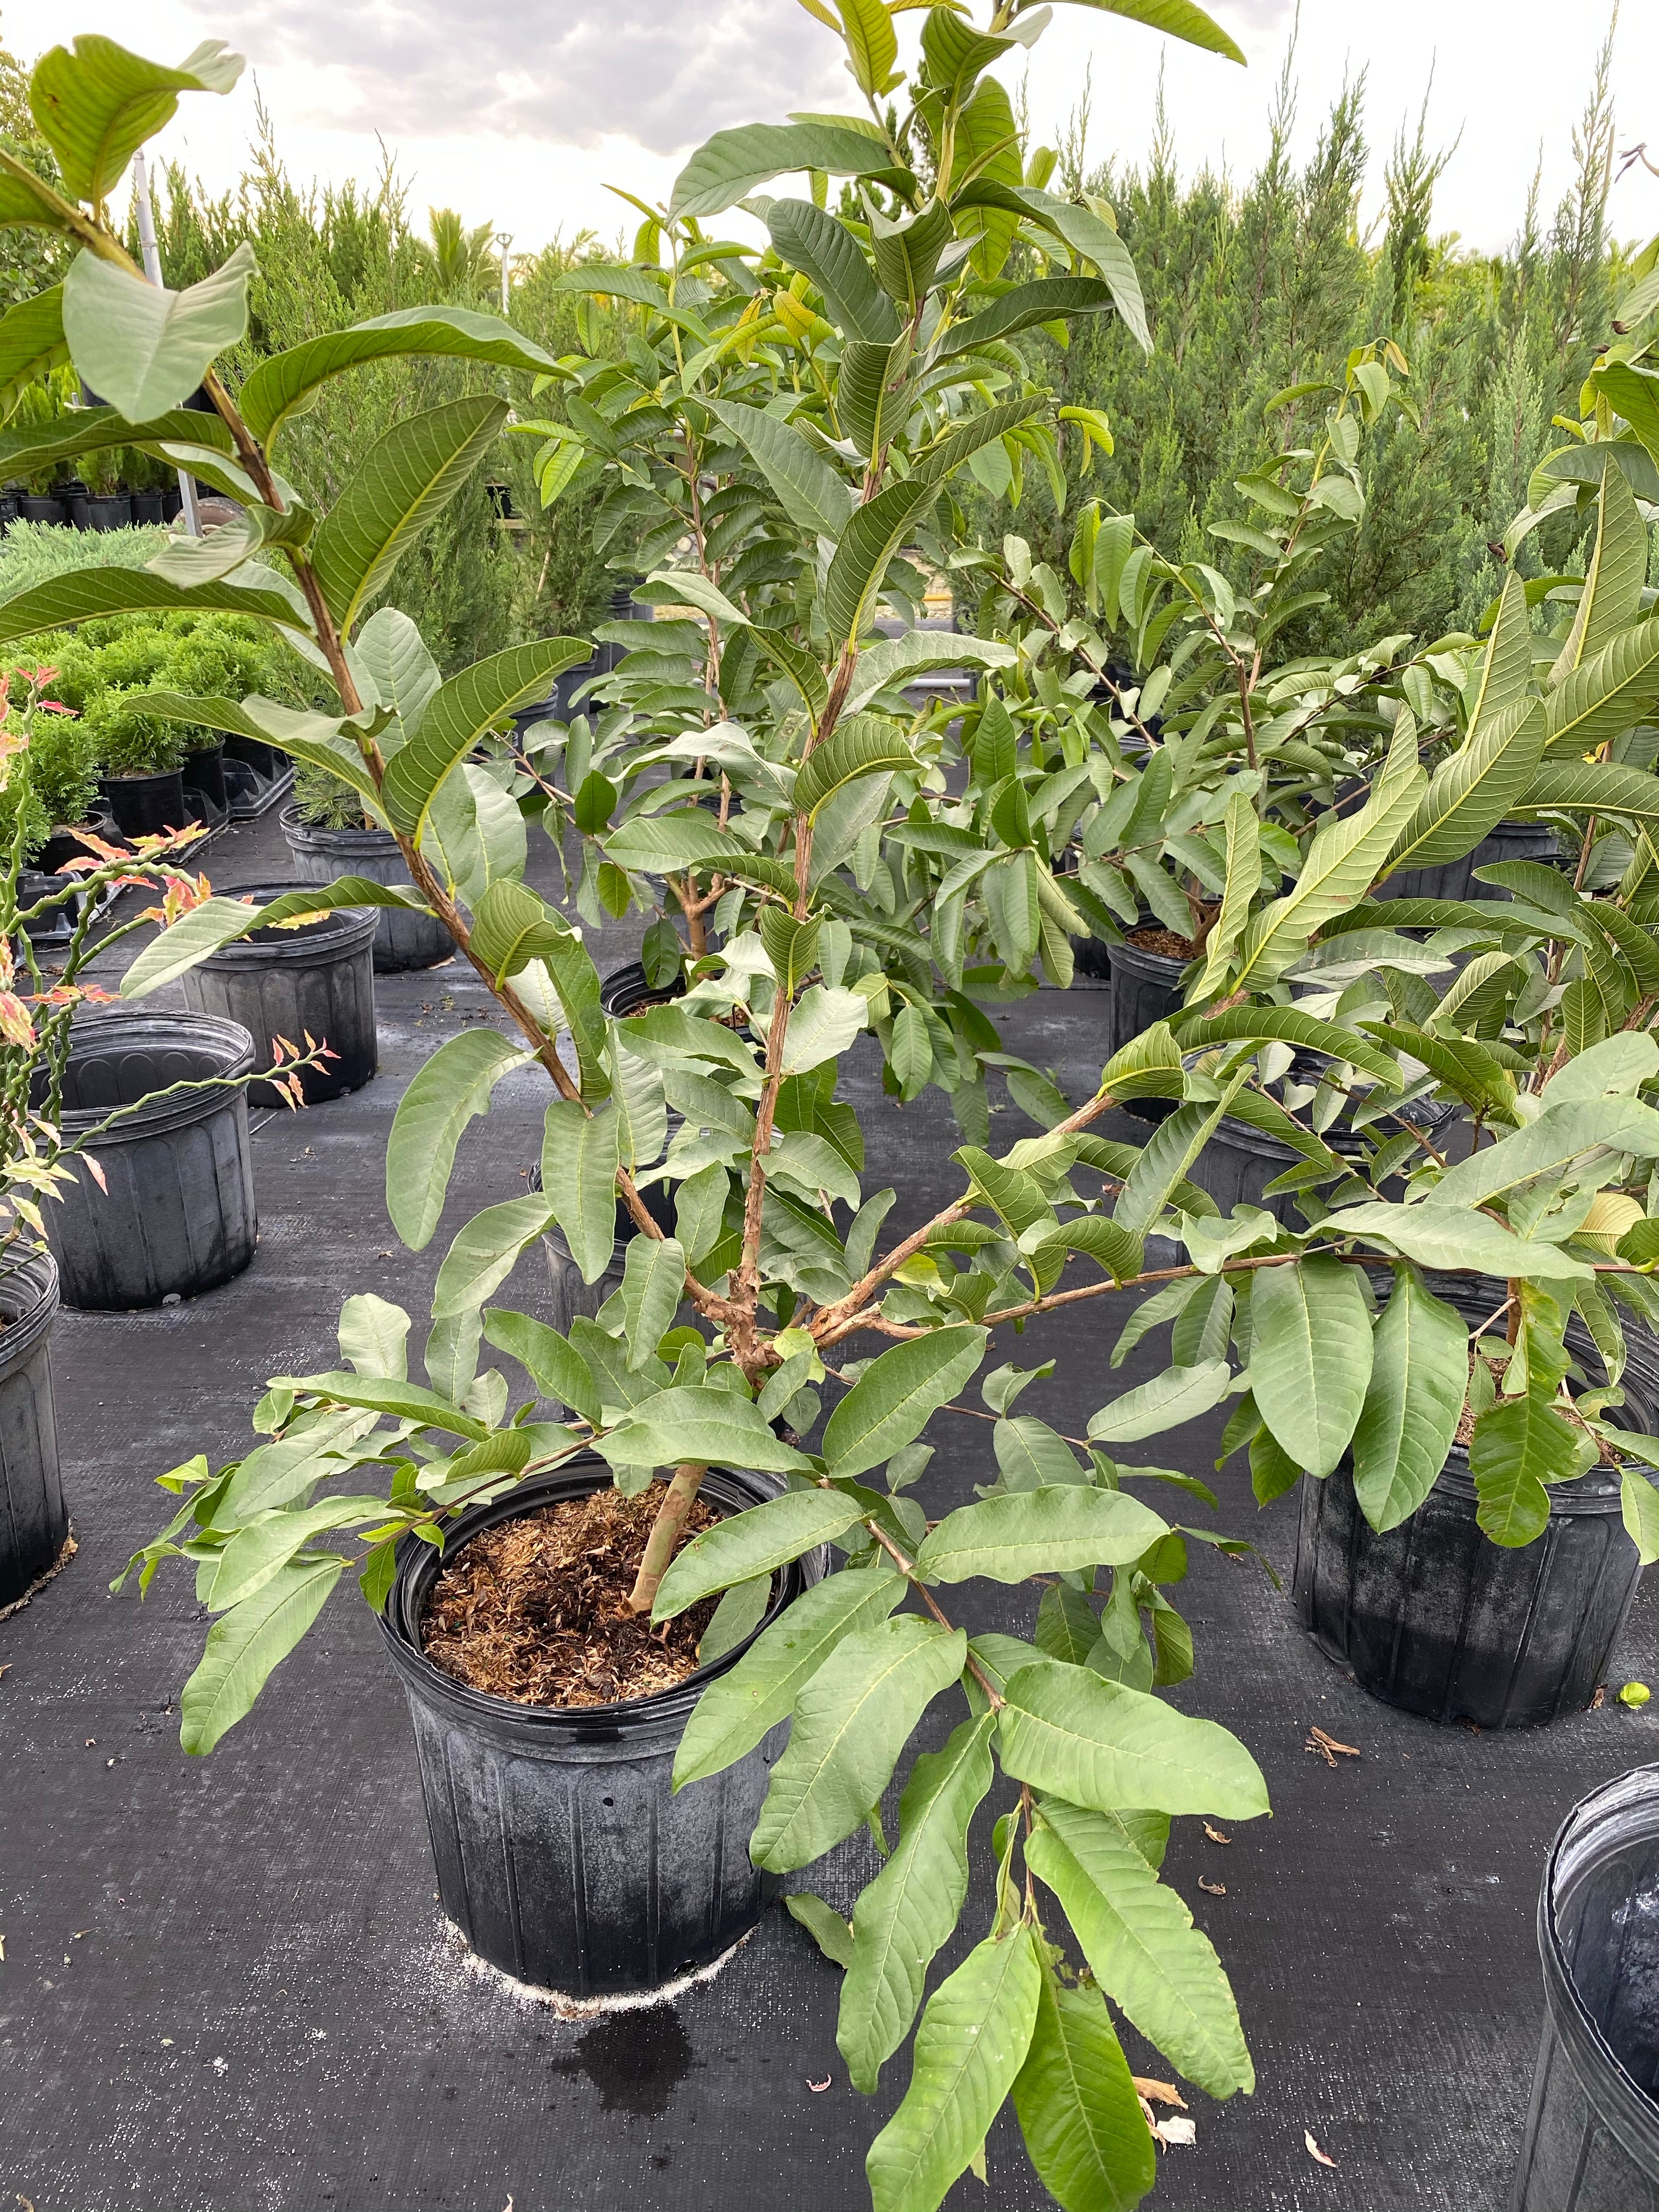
[1133,2076,1187,2108]
[1155,2117,1197,2147]
[85,1739,95,1748]
[1590,1685,1606,1711]
[1304,1725,1361,1766]
[808,2076,832,2094]
[71,1929,89,1940]
[1198,1876,1227,1896]
[1305,2129,1337,2168]
[0,1934,5,1959]
[0,1662,11,1679]
[1203,1822,1231,1844]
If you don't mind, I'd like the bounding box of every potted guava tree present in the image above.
[19,14,1659,2212]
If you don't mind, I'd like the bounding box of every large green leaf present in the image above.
[1427,1097,1659,1211]
[1054,0,1244,61]
[63,240,253,420]
[31,35,242,206]
[241,305,558,446]
[0,403,233,482]
[824,479,943,645]
[1026,1799,1252,2099]
[673,1562,905,1788]
[1167,1003,1403,1091]
[482,1307,600,1424]
[386,1028,528,1251]
[1350,1266,1466,1533]
[1323,1200,1595,1283]
[1519,759,1659,823]
[1553,463,1649,678]
[705,396,854,540]
[916,1485,1170,1583]
[1383,696,1547,876]
[821,1325,989,1479]
[0,565,307,651]
[998,1660,1269,1820]
[380,635,589,837]
[670,120,898,221]
[213,1404,382,1525]
[431,1194,552,1320]
[938,274,1117,359]
[539,1097,620,1283]
[844,631,1015,713]
[1228,718,1426,994]
[839,1711,996,2092]
[179,1555,341,1754]
[619,1234,686,1371]
[599,812,749,874]
[0,284,66,414]
[1541,617,1659,756]
[606,1389,822,1495]
[1470,1388,1588,1546]
[751,1614,967,1871]
[794,717,916,819]
[867,1927,1041,2212]
[768,199,901,343]
[955,183,1151,354]
[206,1492,390,1613]
[1249,1258,1373,1477]
[311,393,509,634]
[1085,1361,1234,1447]
[1013,1957,1156,2212]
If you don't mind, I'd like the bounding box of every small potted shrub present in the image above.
[281,760,456,973]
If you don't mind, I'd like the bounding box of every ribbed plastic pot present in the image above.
[131,489,165,526]
[0,1249,64,1610]
[38,810,120,876]
[84,493,133,531]
[100,769,188,840]
[181,742,229,827]
[601,959,684,1019]
[178,880,377,1104]
[1193,1101,1466,1228]
[1293,1279,1656,1729]
[279,806,452,973]
[1378,820,1563,904]
[380,1458,825,1997]
[14,494,64,525]
[1511,1764,1659,2209]
[1107,929,1188,1124]
[43,1011,257,1310]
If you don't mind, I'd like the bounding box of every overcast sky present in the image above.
[5,1,1658,261]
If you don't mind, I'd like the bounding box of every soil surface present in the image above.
[420,1487,722,1707]
[1127,922,1199,960]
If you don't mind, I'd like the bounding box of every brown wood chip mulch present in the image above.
[420,1486,723,1708]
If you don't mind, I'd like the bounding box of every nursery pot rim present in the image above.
[0,1243,58,1362]
[47,1009,256,1141]
[197,878,381,962]
[1536,1761,1659,2170]
[379,1455,808,1743]
[278,803,394,851]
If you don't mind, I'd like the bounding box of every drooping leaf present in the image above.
[1085,1361,1234,1447]
[670,119,899,221]
[31,34,243,206]
[751,1615,968,1872]
[1469,1389,1587,1547]
[386,1028,528,1251]
[768,198,901,343]
[844,631,1015,714]
[1012,1957,1156,2212]
[1026,1799,1253,2099]
[1248,1259,1374,1478]
[539,1098,622,1284]
[795,716,917,819]
[839,1711,997,2092]
[619,1233,686,1370]
[1349,1266,1466,1533]
[179,1555,341,1754]
[0,564,308,653]
[823,478,943,644]
[865,1927,1041,2212]
[482,1307,600,1424]
[938,274,1118,358]
[704,397,854,540]
[0,284,66,415]
[431,1195,553,1321]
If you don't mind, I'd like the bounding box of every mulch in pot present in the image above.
[1127,923,1199,960]
[420,1485,724,1707]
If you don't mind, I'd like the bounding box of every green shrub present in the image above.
[0,518,172,596]
[0,652,99,856]
[291,757,369,831]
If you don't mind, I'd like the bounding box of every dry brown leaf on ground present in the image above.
[1203,1822,1231,1844]
[1305,2130,1338,2168]
[1198,1876,1227,1895]
[1133,2077,1187,2108]
[808,2076,832,2093]
[1304,1725,1361,1765]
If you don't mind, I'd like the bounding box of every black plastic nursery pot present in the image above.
[379,1457,823,1998]
[37,809,120,876]
[83,493,132,531]
[1378,818,1562,904]
[0,1247,65,1610]
[15,494,65,526]
[99,769,189,842]
[178,880,377,1105]
[58,479,90,531]
[180,742,230,830]
[131,488,166,526]
[1294,1280,1656,1730]
[43,1011,257,1311]
[1104,926,1189,1123]
[1512,1764,1659,2208]
[1193,1094,1467,1227]
[278,805,452,974]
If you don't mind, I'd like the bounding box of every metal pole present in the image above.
[498,232,512,319]
[132,151,200,536]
